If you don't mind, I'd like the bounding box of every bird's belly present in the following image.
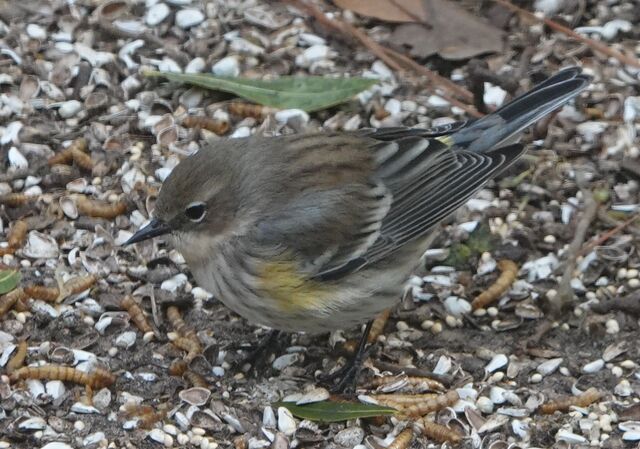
[190,263,402,334]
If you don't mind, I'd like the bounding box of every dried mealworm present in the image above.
[76,195,128,219]
[420,418,462,443]
[0,288,26,316]
[0,193,34,207]
[471,259,519,310]
[168,359,188,376]
[7,220,28,249]
[166,306,199,341]
[228,101,275,119]
[387,428,414,449]
[63,274,97,295]
[9,364,115,389]
[120,295,152,333]
[540,387,603,414]
[170,336,201,362]
[393,390,459,417]
[71,147,93,171]
[122,403,167,429]
[367,309,391,343]
[24,285,60,302]
[182,116,230,135]
[183,370,208,388]
[6,340,28,373]
[48,137,87,166]
[371,393,439,405]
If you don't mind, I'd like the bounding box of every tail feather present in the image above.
[450,67,591,153]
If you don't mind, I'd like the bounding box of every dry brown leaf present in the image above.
[334,0,427,23]
[389,0,504,60]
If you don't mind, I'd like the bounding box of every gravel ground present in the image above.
[1,1,640,448]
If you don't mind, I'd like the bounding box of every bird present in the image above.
[126,67,590,390]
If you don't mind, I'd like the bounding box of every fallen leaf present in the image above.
[0,270,20,295]
[389,0,504,60]
[273,400,396,422]
[143,72,377,112]
[334,0,427,23]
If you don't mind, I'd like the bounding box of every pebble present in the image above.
[277,407,296,436]
[431,322,443,334]
[529,373,543,383]
[611,366,623,377]
[582,359,605,373]
[212,56,240,77]
[176,8,205,28]
[629,278,640,288]
[614,379,632,396]
[476,396,494,414]
[146,3,171,26]
[487,307,499,317]
[486,354,509,373]
[58,100,83,118]
[605,319,620,335]
[620,360,636,369]
[334,427,365,447]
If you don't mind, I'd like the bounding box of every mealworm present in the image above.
[183,370,208,388]
[7,220,28,249]
[122,403,167,429]
[182,116,230,135]
[6,340,28,373]
[0,193,34,207]
[472,259,519,310]
[63,274,97,295]
[169,359,188,376]
[420,418,463,443]
[367,309,391,343]
[71,147,94,171]
[387,428,414,449]
[393,390,459,417]
[9,364,115,389]
[540,387,603,414]
[228,101,276,119]
[120,295,152,333]
[24,285,60,302]
[166,306,199,341]
[170,336,201,362]
[48,137,87,166]
[0,288,26,316]
[371,393,439,405]
[76,195,128,219]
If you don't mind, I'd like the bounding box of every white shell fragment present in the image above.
[485,354,509,373]
[23,231,59,258]
[175,8,205,28]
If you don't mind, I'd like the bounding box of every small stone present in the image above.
[611,366,623,377]
[529,373,543,384]
[487,307,499,317]
[146,3,170,26]
[629,278,640,288]
[627,268,639,279]
[620,360,636,369]
[476,396,494,414]
[176,9,205,28]
[431,322,443,334]
[58,100,83,118]
[614,379,632,396]
[212,56,240,77]
[334,427,365,447]
[582,359,605,373]
[277,407,296,436]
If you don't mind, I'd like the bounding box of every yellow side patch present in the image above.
[436,135,454,147]
[257,260,329,313]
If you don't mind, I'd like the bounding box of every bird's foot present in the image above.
[235,329,289,376]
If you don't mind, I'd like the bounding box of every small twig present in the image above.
[554,187,599,316]
[579,214,638,256]
[373,361,453,387]
[493,0,640,68]
[282,0,480,117]
[590,294,640,316]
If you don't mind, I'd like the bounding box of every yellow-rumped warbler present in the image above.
[127,68,589,384]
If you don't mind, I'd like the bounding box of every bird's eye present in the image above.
[185,202,207,222]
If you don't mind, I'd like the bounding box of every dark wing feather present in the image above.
[314,140,525,281]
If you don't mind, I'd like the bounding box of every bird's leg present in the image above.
[321,321,373,394]
[237,329,289,374]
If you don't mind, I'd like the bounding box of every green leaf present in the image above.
[273,400,396,422]
[143,71,378,112]
[0,270,20,295]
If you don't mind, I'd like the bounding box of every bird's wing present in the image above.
[312,138,525,281]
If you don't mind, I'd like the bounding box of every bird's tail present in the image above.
[448,67,591,153]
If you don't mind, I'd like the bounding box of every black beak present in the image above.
[125,218,171,245]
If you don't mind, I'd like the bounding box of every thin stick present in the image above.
[554,188,599,316]
[579,214,638,256]
[283,0,480,116]
[493,0,640,68]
